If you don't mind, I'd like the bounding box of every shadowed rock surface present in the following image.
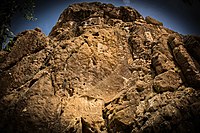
[0,2,200,133]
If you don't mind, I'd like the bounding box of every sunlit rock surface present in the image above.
[0,2,200,133]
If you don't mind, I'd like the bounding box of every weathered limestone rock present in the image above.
[168,35,200,88]
[184,35,200,63]
[144,31,154,42]
[145,16,163,26]
[151,52,176,75]
[0,28,49,70]
[153,70,182,93]
[135,80,147,92]
[0,50,8,63]
[0,2,200,133]
[0,29,50,98]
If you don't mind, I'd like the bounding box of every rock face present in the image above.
[0,2,200,133]
[145,16,163,26]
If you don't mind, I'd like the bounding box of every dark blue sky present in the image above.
[11,0,200,35]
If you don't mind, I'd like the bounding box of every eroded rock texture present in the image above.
[0,2,200,133]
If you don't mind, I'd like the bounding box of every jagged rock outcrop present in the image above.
[0,2,200,133]
[145,16,163,26]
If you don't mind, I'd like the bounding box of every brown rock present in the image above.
[173,44,200,87]
[49,2,142,40]
[153,70,182,93]
[0,30,49,70]
[184,35,200,63]
[145,16,163,26]
[0,2,200,133]
[136,80,146,92]
[61,96,105,132]
[152,52,175,75]
[0,50,8,63]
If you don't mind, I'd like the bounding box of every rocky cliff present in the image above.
[0,2,200,133]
